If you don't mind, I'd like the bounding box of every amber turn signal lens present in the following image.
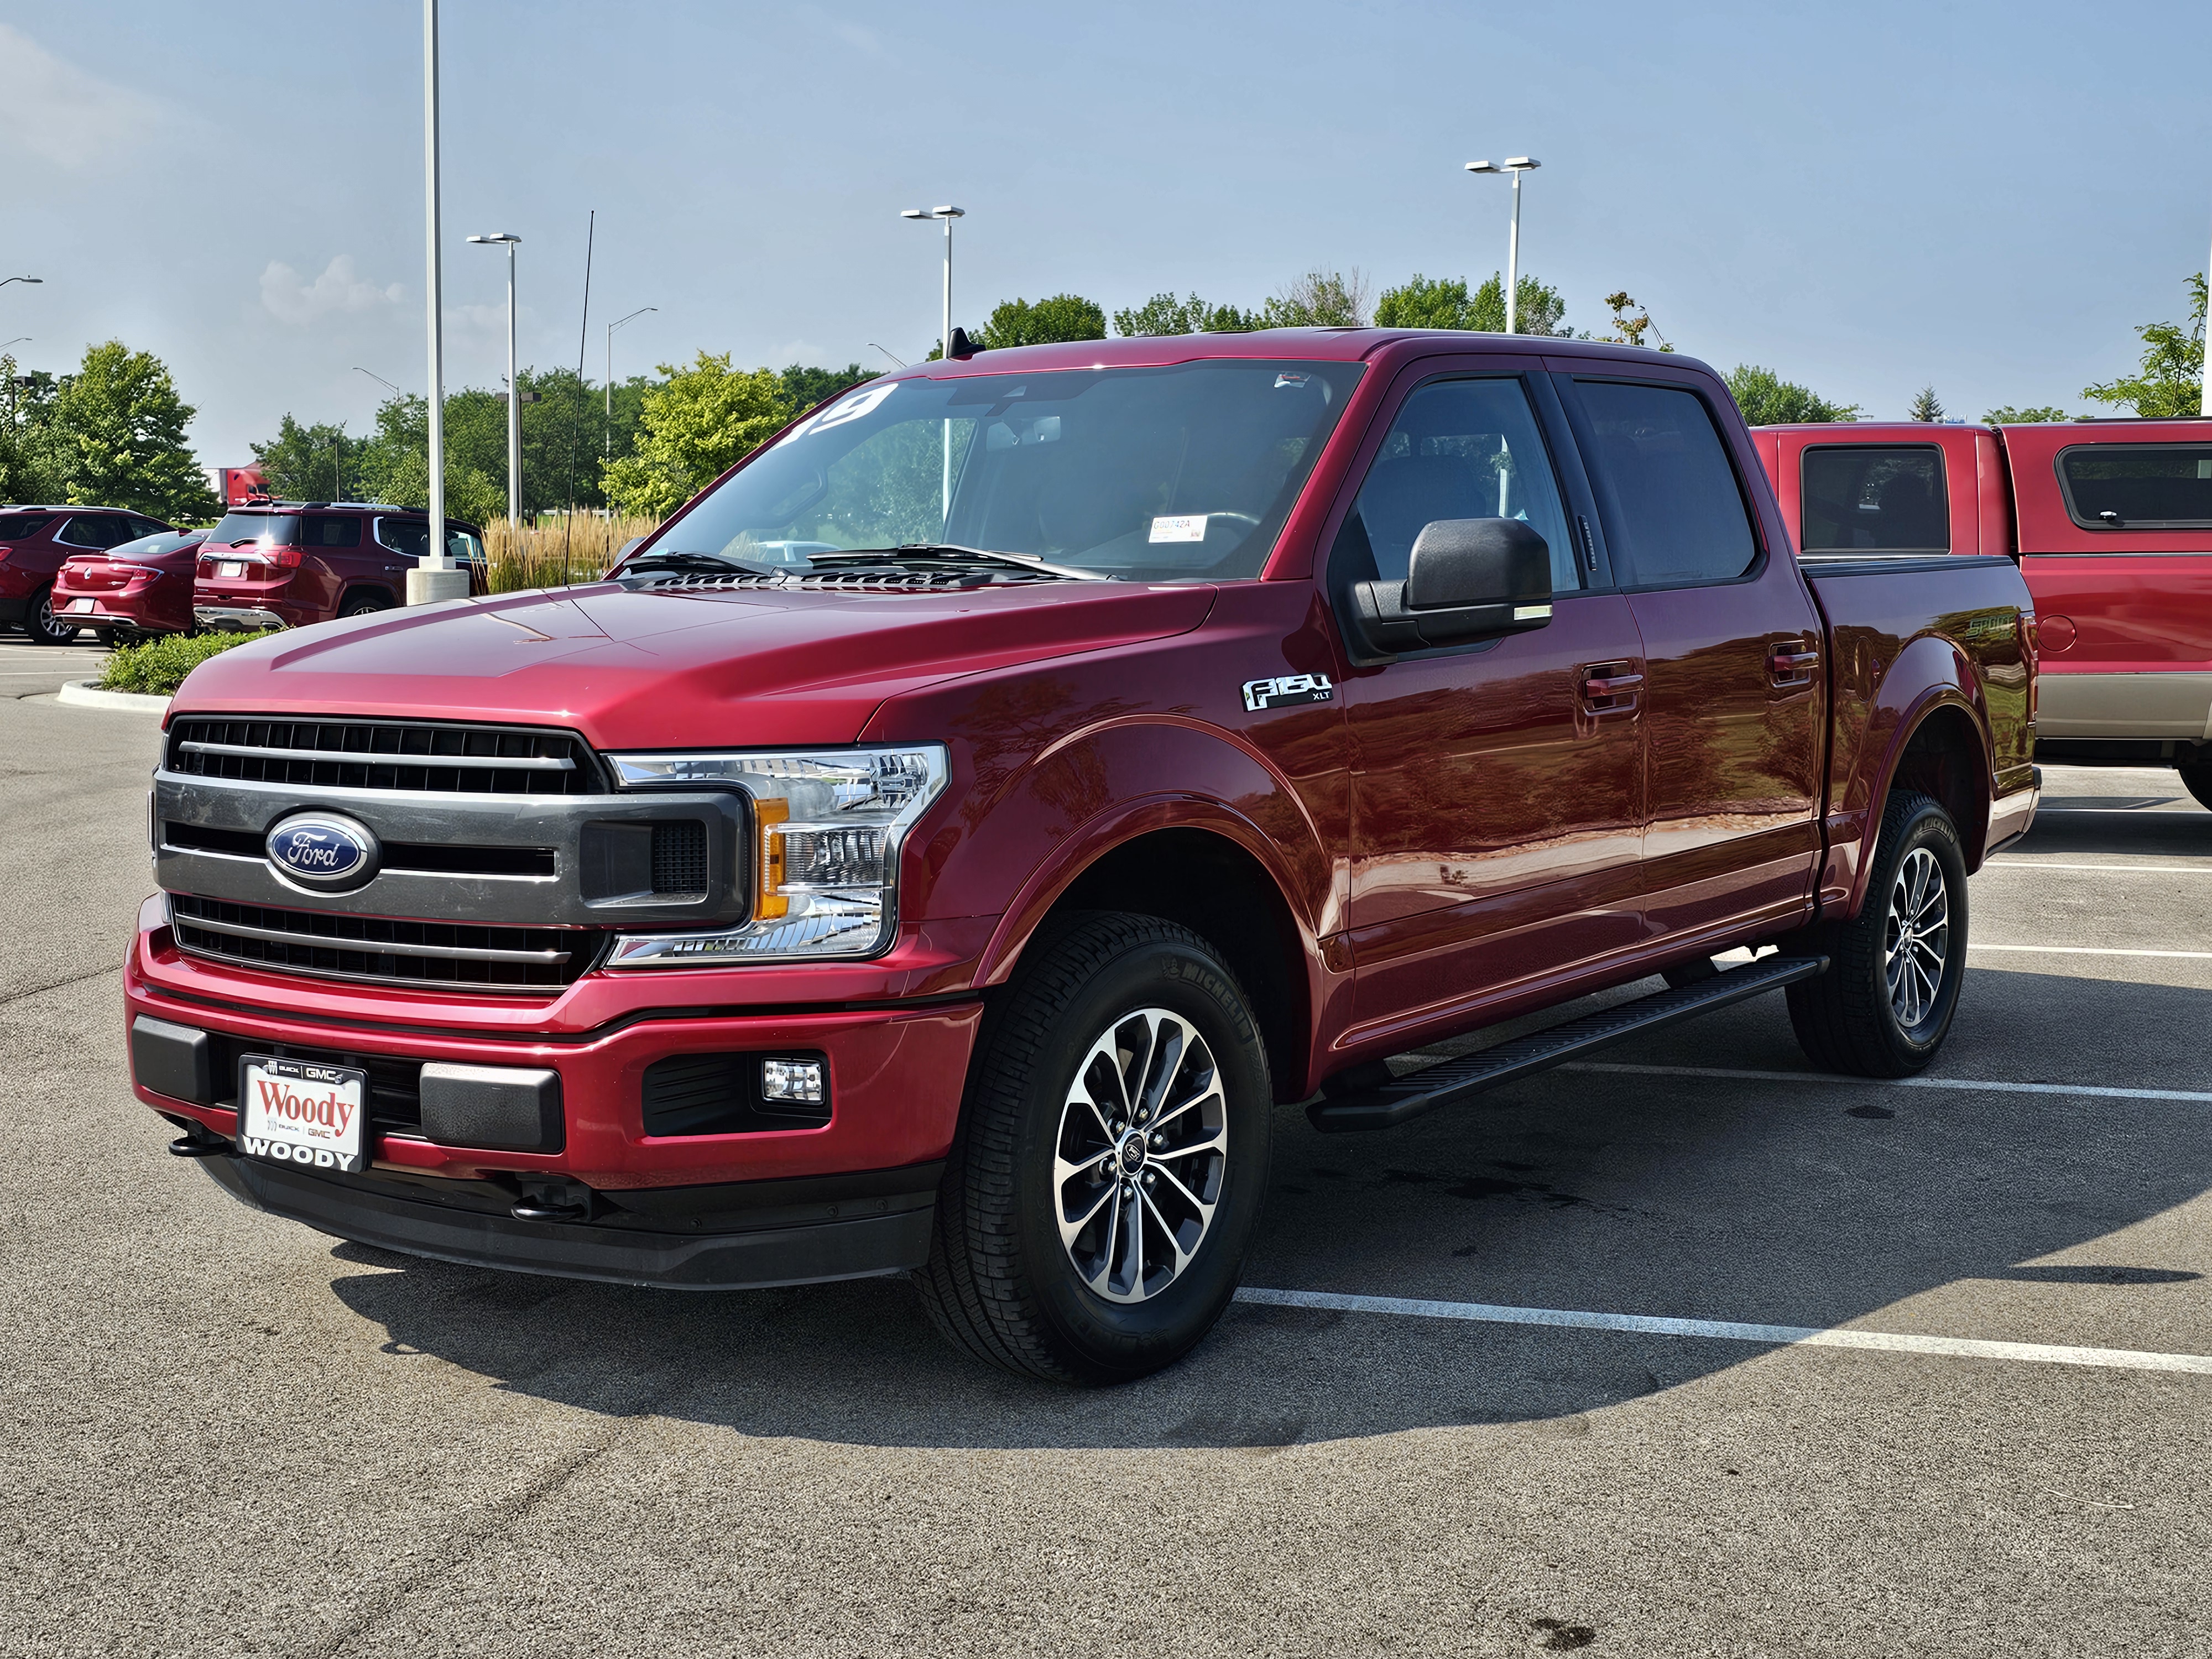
[754,797,790,919]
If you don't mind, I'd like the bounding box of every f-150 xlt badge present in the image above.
[266,812,379,891]
[1243,674,1335,713]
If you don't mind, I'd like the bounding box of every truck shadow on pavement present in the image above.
[326,964,2212,1451]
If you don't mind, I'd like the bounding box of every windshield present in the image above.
[211,512,300,547]
[646,359,1363,582]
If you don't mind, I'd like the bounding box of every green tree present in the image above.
[349,394,505,526]
[1725,364,1860,425]
[978,294,1109,349]
[2083,273,2207,417]
[1982,405,2069,424]
[1112,293,1261,336]
[1908,385,1945,422]
[251,414,364,502]
[1261,269,1370,327]
[1373,272,1569,335]
[1599,291,1673,351]
[45,340,219,520]
[0,354,67,503]
[779,363,878,411]
[601,352,795,519]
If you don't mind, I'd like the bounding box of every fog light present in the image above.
[761,1057,825,1105]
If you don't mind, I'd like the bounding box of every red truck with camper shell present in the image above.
[1752,417,2212,805]
[128,330,2038,1384]
[192,500,488,633]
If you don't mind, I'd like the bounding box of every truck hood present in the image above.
[170,578,1217,748]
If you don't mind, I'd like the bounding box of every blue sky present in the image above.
[5,0,2209,463]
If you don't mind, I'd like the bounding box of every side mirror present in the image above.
[1341,518,1555,657]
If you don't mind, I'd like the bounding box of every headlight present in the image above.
[602,745,947,966]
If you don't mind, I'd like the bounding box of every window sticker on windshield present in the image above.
[1150,515,1208,544]
[1275,372,1311,389]
[783,380,898,445]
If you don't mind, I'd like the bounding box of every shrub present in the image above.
[98,630,276,697]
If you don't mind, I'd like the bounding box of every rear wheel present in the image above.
[23,585,78,645]
[2180,758,2212,813]
[338,591,392,619]
[917,912,1273,1384]
[1786,789,1967,1077]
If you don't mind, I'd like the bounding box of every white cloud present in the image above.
[260,256,405,326]
[0,24,159,168]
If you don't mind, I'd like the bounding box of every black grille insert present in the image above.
[170,894,598,994]
[650,820,707,895]
[168,717,602,797]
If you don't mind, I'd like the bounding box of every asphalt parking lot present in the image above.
[4,675,2210,1659]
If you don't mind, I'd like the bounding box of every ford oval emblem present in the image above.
[265,812,379,891]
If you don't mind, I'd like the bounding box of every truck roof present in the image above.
[883,327,1716,381]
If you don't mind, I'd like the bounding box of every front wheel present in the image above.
[23,586,79,645]
[1786,789,1967,1077]
[2180,758,2212,813]
[918,912,1274,1384]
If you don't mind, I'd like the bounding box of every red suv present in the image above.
[193,502,488,632]
[1,506,178,644]
[51,528,210,642]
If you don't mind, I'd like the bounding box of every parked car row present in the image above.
[1,499,488,645]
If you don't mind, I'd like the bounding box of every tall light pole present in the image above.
[410,0,467,604]
[900,205,965,521]
[1465,158,1540,335]
[469,233,524,524]
[605,306,656,457]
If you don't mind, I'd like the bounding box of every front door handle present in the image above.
[1768,639,1819,685]
[1579,661,1643,714]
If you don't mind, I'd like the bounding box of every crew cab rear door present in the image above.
[1323,358,1648,1027]
[1554,367,1827,943]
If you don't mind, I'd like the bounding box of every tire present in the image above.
[338,592,392,619]
[1786,789,1968,1077]
[90,627,116,649]
[23,585,79,645]
[2180,759,2212,813]
[917,912,1274,1385]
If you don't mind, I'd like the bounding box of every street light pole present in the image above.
[468,233,524,523]
[1464,158,1540,335]
[604,306,656,457]
[410,0,467,604]
[900,205,966,521]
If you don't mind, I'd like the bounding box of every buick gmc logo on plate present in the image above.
[265,812,378,890]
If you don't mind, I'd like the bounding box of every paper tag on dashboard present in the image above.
[1149,515,1208,544]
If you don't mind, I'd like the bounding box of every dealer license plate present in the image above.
[66,597,94,612]
[216,560,246,578]
[237,1055,368,1174]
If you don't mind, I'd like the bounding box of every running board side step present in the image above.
[1307,954,1829,1134]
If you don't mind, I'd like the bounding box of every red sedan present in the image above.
[50,528,209,641]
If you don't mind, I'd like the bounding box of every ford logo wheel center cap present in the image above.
[266,812,379,891]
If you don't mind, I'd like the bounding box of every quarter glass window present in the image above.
[1331,377,1578,591]
[1575,381,1758,586]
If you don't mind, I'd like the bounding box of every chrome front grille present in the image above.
[166,717,604,797]
[169,894,601,994]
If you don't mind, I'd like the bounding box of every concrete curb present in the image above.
[58,680,170,714]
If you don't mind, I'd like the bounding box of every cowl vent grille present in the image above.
[167,718,602,797]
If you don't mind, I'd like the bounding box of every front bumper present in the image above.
[190,1145,940,1290]
[195,605,290,633]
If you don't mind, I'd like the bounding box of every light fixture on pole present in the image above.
[468,233,525,524]
[1,337,27,351]
[0,277,41,290]
[1464,157,1540,335]
[900,205,966,520]
[867,343,907,369]
[605,306,656,456]
[354,366,403,399]
[409,0,467,605]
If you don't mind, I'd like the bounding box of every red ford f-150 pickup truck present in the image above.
[129,331,2037,1383]
[1752,417,2212,805]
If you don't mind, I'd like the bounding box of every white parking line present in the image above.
[2036,807,2204,816]
[1970,943,2212,961]
[1562,1061,2212,1104]
[1234,1287,2212,1375]
[1986,862,2212,874]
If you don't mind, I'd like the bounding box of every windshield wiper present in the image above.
[812,544,1109,582]
[618,550,774,577]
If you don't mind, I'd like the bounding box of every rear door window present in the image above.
[1801,446,1949,552]
[1571,380,1759,586]
[375,519,430,559]
[2057,444,2212,530]
[302,515,363,547]
[58,514,122,548]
